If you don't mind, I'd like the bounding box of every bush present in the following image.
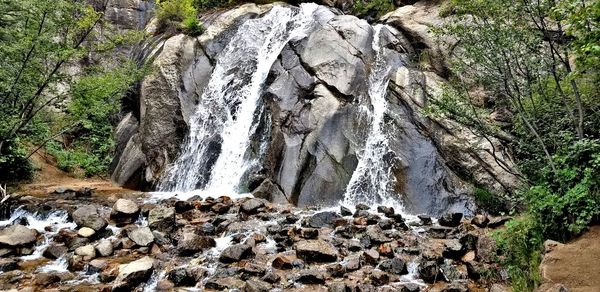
[194,0,230,11]
[353,0,395,18]
[156,0,199,34]
[473,187,509,215]
[0,139,33,183]
[494,216,543,292]
[182,16,204,36]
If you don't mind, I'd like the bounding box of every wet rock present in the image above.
[262,271,280,283]
[471,215,489,228]
[72,205,107,231]
[0,225,37,247]
[377,206,395,216]
[200,222,215,235]
[78,227,96,238]
[303,211,342,228]
[361,249,380,265]
[296,269,326,284]
[127,226,154,246]
[272,255,295,269]
[0,270,23,286]
[300,228,319,239]
[429,226,453,239]
[148,206,176,233]
[75,244,96,259]
[419,260,445,283]
[365,225,392,243]
[328,282,348,292]
[0,258,17,272]
[205,276,245,290]
[439,212,463,227]
[177,233,216,256]
[112,256,154,291]
[244,279,272,292]
[174,200,193,213]
[340,206,353,216]
[167,267,196,287]
[219,244,253,263]
[240,198,265,214]
[110,199,140,225]
[34,272,68,287]
[396,283,422,292]
[370,270,390,285]
[417,214,432,225]
[242,262,266,275]
[43,244,68,259]
[378,257,408,275]
[443,239,465,260]
[295,240,338,263]
[96,239,114,257]
[88,259,108,274]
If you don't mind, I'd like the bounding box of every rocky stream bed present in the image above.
[0,189,511,291]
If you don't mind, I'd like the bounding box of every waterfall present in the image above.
[160,4,319,193]
[343,25,404,209]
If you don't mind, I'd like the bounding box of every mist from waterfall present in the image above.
[160,4,319,193]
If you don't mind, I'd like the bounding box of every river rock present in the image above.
[365,225,392,243]
[72,206,107,231]
[244,279,272,292]
[78,227,96,238]
[148,206,176,232]
[296,269,326,284]
[43,244,68,259]
[167,267,197,287]
[0,259,17,272]
[75,244,96,260]
[240,198,266,214]
[295,240,338,263]
[272,255,295,270]
[219,244,253,263]
[110,199,140,224]
[113,256,154,291]
[96,240,114,257]
[177,233,216,256]
[439,212,463,227]
[127,227,154,247]
[471,214,489,227]
[378,257,408,275]
[0,225,37,247]
[419,260,445,283]
[303,211,342,228]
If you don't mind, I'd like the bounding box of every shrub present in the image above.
[156,0,199,34]
[194,0,231,11]
[473,187,509,215]
[0,139,33,183]
[182,16,204,36]
[353,0,395,18]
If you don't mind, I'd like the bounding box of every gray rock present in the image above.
[177,233,215,256]
[0,258,17,272]
[295,240,338,263]
[113,256,154,291]
[240,198,265,214]
[0,225,37,246]
[252,179,289,204]
[74,244,96,259]
[243,279,272,292]
[127,227,154,247]
[96,240,114,257]
[148,206,176,232]
[219,244,253,263]
[72,206,107,231]
[439,212,463,227]
[365,225,392,243]
[43,244,68,259]
[378,257,408,275]
[303,211,342,228]
[110,199,140,224]
[296,269,326,284]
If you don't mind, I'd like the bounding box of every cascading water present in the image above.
[160,4,319,194]
[343,25,404,211]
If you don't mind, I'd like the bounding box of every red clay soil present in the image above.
[15,150,132,196]
[539,225,600,292]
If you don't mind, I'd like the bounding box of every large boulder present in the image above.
[148,206,176,232]
[112,256,154,291]
[72,206,107,231]
[0,225,37,247]
[295,240,338,263]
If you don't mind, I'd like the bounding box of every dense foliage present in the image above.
[433,0,600,290]
[156,0,204,35]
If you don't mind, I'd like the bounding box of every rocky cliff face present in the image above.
[110,2,518,216]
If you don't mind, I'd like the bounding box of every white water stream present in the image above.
[160,4,320,195]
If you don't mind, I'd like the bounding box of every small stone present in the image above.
[365,225,392,243]
[262,272,280,283]
[344,255,361,271]
[300,228,319,239]
[439,212,463,227]
[200,222,215,235]
[78,227,96,238]
[419,260,445,283]
[148,206,176,233]
[174,201,193,213]
[471,214,489,227]
[75,244,96,259]
[295,240,338,263]
[377,206,395,216]
[96,240,113,257]
[110,199,140,225]
[167,267,196,287]
[417,214,432,225]
[127,227,155,247]
[219,244,253,263]
[356,204,370,211]
[443,239,465,260]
